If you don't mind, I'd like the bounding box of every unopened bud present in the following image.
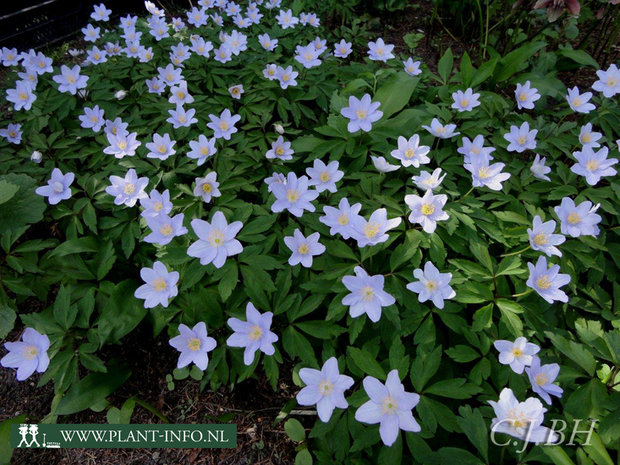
[31,150,42,163]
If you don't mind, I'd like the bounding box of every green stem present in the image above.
[459,186,475,201]
[511,288,533,298]
[500,244,530,257]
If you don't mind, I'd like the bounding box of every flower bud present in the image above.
[274,123,284,135]
[115,90,127,100]
[30,150,42,163]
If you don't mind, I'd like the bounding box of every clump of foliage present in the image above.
[0,0,619,464]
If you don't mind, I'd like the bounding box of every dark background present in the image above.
[0,0,185,51]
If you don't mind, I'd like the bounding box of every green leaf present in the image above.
[55,360,131,415]
[0,415,26,465]
[282,326,317,366]
[218,261,238,302]
[295,448,313,465]
[0,174,46,235]
[438,48,454,83]
[0,305,16,339]
[456,406,488,462]
[556,48,598,68]
[582,432,614,465]
[48,237,99,258]
[296,321,346,339]
[445,345,480,363]
[425,378,481,399]
[347,347,385,379]
[284,418,306,442]
[374,72,419,119]
[460,52,473,87]
[494,41,546,82]
[411,345,442,391]
[53,284,77,330]
[472,304,493,331]
[435,447,485,465]
[541,446,577,465]
[0,180,19,205]
[96,280,148,344]
[470,242,493,273]
[545,332,596,376]
[470,57,498,87]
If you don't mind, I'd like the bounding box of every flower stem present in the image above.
[512,288,533,298]
[500,245,530,257]
[459,186,475,201]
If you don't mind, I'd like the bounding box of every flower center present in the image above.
[159,224,173,236]
[381,395,397,414]
[178,115,186,123]
[67,75,76,83]
[517,136,526,145]
[208,229,224,247]
[361,286,375,302]
[507,408,529,429]
[177,91,185,99]
[460,98,469,107]
[405,148,415,158]
[421,203,435,215]
[23,345,39,360]
[219,121,229,131]
[51,181,64,193]
[118,140,127,150]
[436,126,446,133]
[318,380,333,396]
[124,183,135,194]
[356,110,367,120]
[286,189,299,202]
[363,223,379,239]
[478,166,490,179]
[519,93,527,102]
[536,276,552,290]
[200,146,209,155]
[158,145,167,154]
[153,277,167,291]
[154,201,163,211]
[341,47,347,53]
[90,115,98,122]
[249,325,263,341]
[275,146,284,155]
[581,133,592,143]
[586,160,600,171]
[533,233,547,245]
[425,280,437,291]
[337,214,348,225]
[320,171,330,182]
[187,337,201,351]
[377,48,384,56]
[535,373,548,386]
[282,74,290,82]
[19,92,28,100]
[166,73,173,81]
[511,347,523,357]
[572,97,583,107]
[297,243,309,254]
[568,212,580,224]
[607,77,617,86]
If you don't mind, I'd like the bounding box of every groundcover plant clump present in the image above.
[0,0,619,463]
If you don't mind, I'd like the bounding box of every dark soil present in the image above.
[2,2,619,465]
[2,323,299,465]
